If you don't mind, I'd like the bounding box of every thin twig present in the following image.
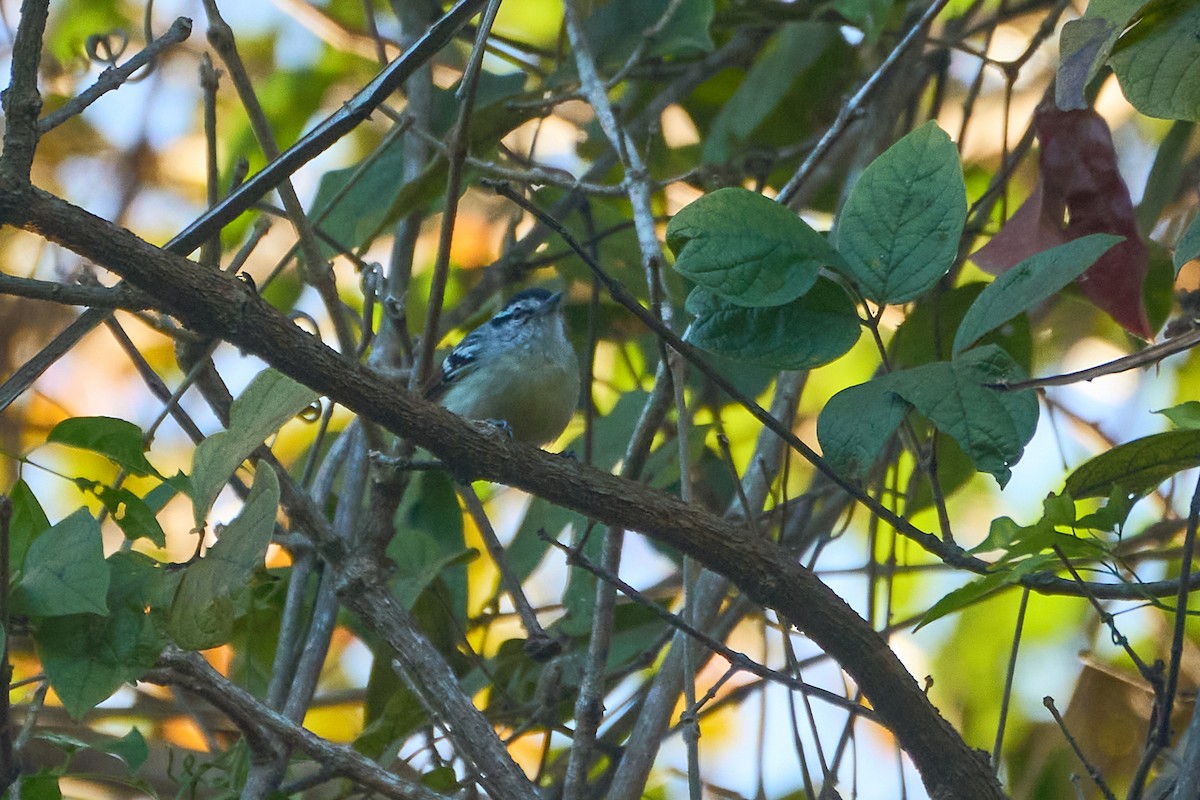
[38,17,193,133]
[199,51,222,270]
[411,0,504,390]
[1043,696,1117,800]
[541,533,873,718]
[777,0,952,206]
[457,481,558,658]
[202,0,355,354]
[994,328,1200,391]
[992,587,1029,772]
[0,273,150,309]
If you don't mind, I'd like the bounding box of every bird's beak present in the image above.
[540,291,564,313]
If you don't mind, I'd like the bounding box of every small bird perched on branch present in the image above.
[425,288,580,445]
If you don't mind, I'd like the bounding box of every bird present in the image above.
[425,288,580,445]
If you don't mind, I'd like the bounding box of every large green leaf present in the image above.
[953,234,1122,355]
[1064,429,1200,498]
[191,368,315,527]
[14,509,109,618]
[818,345,1038,486]
[391,470,469,619]
[16,772,62,799]
[1057,0,1152,110]
[36,553,165,719]
[684,280,860,369]
[836,121,967,303]
[47,416,157,477]
[667,187,845,307]
[890,283,1033,373]
[915,555,1052,630]
[702,23,836,164]
[1109,2,1200,121]
[170,466,280,650]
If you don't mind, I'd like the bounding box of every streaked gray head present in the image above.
[490,288,562,330]
[439,288,566,383]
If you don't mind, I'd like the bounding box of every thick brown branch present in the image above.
[0,183,1005,800]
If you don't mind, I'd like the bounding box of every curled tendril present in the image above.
[287,310,321,337]
[85,29,129,67]
[298,399,323,424]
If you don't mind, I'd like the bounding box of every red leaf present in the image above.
[971,104,1153,338]
[971,182,1067,276]
[1037,105,1151,338]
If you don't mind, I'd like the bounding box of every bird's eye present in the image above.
[492,301,536,326]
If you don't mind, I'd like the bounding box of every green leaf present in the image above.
[702,23,836,163]
[391,470,468,618]
[17,772,62,800]
[1175,213,1200,273]
[1109,2,1200,121]
[36,553,164,719]
[836,121,967,303]
[170,466,280,650]
[1137,121,1194,234]
[815,378,911,481]
[191,368,315,527]
[8,480,50,579]
[890,283,1032,373]
[14,509,109,617]
[97,727,148,771]
[389,530,477,611]
[817,346,1038,486]
[1057,0,1151,110]
[73,480,167,548]
[1076,485,1138,533]
[953,234,1123,354]
[683,280,861,369]
[1065,429,1200,498]
[312,73,527,257]
[667,187,845,307]
[889,347,1038,486]
[915,555,1052,630]
[1156,401,1200,429]
[972,516,1024,554]
[47,416,157,477]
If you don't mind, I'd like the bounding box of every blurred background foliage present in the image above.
[1,0,1200,798]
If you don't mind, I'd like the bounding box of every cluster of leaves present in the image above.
[669,123,1124,488]
[11,372,314,723]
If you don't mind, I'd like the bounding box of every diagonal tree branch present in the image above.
[0,181,1006,800]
